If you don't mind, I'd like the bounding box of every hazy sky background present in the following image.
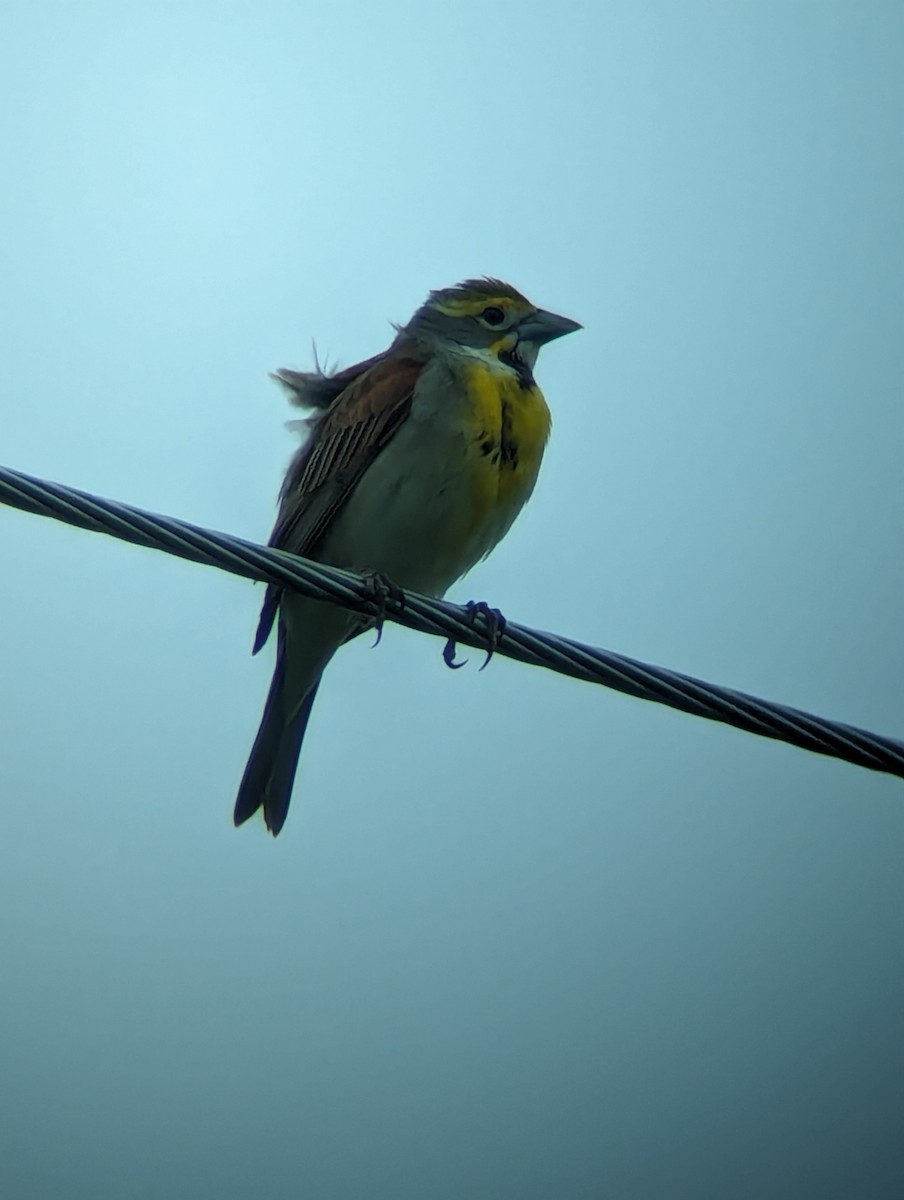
[1,2,902,1197]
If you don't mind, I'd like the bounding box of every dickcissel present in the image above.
[235,278,581,835]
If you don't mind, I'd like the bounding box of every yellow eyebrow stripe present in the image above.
[432,295,521,318]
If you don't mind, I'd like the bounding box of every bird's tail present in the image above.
[233,637,322,836]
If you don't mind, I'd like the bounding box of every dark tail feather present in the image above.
[234,647,321,836]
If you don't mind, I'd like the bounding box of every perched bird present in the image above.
[235,278,581,835]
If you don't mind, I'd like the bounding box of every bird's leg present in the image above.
[360,571,406,646]
[442,600,508,671]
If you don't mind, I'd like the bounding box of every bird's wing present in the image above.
[253,351,427,653]
[272,348,393,409]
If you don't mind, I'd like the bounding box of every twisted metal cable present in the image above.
[2,461,902,783]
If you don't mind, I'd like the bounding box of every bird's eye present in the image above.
[480,306,507,327]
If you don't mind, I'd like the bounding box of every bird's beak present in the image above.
[518,308,583,346]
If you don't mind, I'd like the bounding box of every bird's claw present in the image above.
[468,600,507,669]
[361,571,405,646]
[442,600,507,671]
[443,636,467,669]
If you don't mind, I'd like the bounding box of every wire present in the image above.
[2,461,902,783]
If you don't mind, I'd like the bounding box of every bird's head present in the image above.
[403,278,581,376]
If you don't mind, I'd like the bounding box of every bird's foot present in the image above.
[361,571,405,646]
[443,600,507,671]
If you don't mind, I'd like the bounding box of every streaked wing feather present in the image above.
[253,353,425,654]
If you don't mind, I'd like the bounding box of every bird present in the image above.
[234,278,581,835]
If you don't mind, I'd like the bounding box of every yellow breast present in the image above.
[459,359,552,547]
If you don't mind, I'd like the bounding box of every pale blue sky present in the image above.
[1,2,903,1197]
